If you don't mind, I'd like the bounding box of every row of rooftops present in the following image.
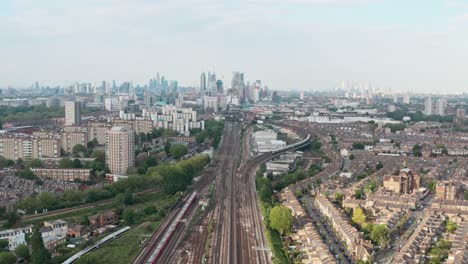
[314,193,372,262]
[279,188,336,264]
[446,220,468,264]
[393,214,445,263]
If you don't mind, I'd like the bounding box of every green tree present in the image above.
[352,142,365,150]
[58,158,74,168]
[0,240,8,251]
[446,221,458,234]
[72,158,82,168]
[122,190,134,205]
[0,252,16,264]
[30,226,51,264]
[3,212,20,228]
[334,192,344,206]
[354,189,365,199]
[145,156,157,168]
[428,180,437,192]
[25,158,44,168]
[14,244,30,260]
[376,162,383,170]
[72,144,87,157]
[91,149,105,163]
[143,205,157,215]
[0,157,14,169]
[87,138,99,148]
[352,207,367,227]
[123,208,136,225]
[37,192,55,210]
[269,205,293,235]
[364,181,378,194]
[170,145,188,159]
[164,141,172,155]
[412,144,422,157]
[370,224,390,247]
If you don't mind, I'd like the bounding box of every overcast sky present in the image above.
[0,0,467,92]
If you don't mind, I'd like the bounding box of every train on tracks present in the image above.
[145,191,198,264]
[62,226,131,264]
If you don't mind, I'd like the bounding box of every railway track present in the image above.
[134,120,312,264]
[1,188,160,225]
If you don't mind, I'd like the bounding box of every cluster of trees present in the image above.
[383,123,406,133]
[352,207,390,247]
[255,169,292,263]
[412,144,423,157]
[0,105,65,126]
[387,110,454,123]
[272,165,322,191]
[58,149,108,180]
[353,181,377,200]
[16,162,190,213]
[0,233,32,264]
[269,206,293,235]
[133,155,158,175]
[0,157,14,169]
[352,142,366,150]
[146,154,210,194]
[191,120,224,149]
[429,239,452,264]
[169,144,188,159]
[307,139,322,153]
[446,221,458,234]
[135,128,178,144]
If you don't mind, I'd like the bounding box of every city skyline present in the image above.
[1,0,468,92]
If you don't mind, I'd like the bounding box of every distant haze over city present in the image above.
[1,0,467,92]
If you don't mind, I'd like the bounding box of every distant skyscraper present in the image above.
[200,72,207,92]
[216,80,224,94]
[106,126,134,175]
[403,94,410,104]
[456,108,465,119]
[424,98,432,116]
[436,99,446,116]
[393,95,398,104]
[64,101,81,126]
[207,72,217,95]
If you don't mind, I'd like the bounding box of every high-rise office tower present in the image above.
[436,99,446,116]
[106,126,135,175]
[403,94,410,104]
[216,80,224,94]
[208,73,217,94]
[200,72,207,92]
[424,98,432,116]
[64,101,81,126]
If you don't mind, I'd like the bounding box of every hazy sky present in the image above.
[0,0,467,92]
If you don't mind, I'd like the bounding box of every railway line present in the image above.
[132,122,239,264]
[0,188,160,226]
[133,120,312,264]
[209,121,311,264]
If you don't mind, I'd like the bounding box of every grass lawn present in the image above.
[78,221,160,264]
[73,192,180,264]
